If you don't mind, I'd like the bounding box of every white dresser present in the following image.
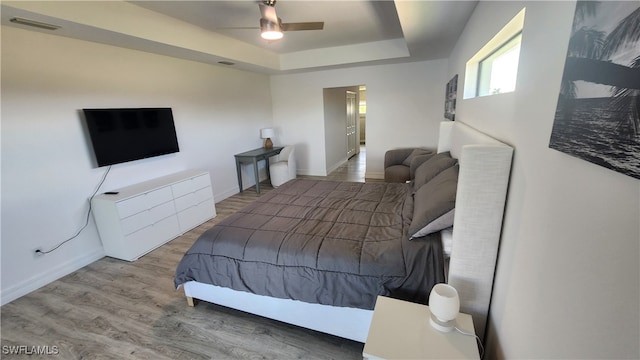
[92,170,216,261]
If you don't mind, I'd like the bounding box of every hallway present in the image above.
[302,147,368,182]
[332,147,367,182]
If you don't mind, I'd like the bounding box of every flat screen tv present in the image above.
[84,107,180,167]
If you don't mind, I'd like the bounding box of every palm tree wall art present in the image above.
[550,1,640,179]
[445,74,458,121]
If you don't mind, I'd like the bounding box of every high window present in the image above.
[464,8,525,99]
[477,33,522,96]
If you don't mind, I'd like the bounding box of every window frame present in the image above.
[463,8,526,100]
[476,32,523,96]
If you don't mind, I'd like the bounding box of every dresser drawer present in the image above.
[116,186,173,219]
[174,186,213,212]
[120,200,176,235]
[171,178,194,198]
[145,186,174,208]
[125,215,181,260]
[177,198,215,232]
[191,174,211,190]
[171,174,210,198]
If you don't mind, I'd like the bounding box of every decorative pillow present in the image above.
[408,152,436,179]
[412,152,457,190]
[402,148,432,167]
[408,164,459,239]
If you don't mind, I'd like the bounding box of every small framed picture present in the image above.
[444,74,458,121]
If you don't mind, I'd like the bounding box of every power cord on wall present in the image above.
[454,326,485,359]
[35,166,112,255]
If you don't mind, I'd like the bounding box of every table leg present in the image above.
[265,157,271,181]
[253,159,260,194]
[235,158,243,192]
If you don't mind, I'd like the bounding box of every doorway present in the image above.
[358,85,366,147]
[346,91,357,159]
[322,85,366,176]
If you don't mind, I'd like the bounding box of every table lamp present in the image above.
[261,128,274,149]
[429,283,460,332]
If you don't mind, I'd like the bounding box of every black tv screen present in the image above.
[84,108,180,167]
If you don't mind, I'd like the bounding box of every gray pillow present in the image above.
[409,164,459,239]
[402,148,432,167]
[412,152,457,190]
[408,152,436,179]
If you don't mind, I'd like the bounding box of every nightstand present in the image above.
[363,296,480,359]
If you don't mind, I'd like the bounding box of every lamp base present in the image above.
[430,314,455,332]
[264,138,273,149]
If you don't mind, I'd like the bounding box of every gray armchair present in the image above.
[384,148,435,183]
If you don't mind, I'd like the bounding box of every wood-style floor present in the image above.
[1,149,370,360]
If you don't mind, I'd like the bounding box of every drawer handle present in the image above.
[151,215,174,226]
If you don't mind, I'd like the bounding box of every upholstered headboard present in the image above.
[437,121,513,341]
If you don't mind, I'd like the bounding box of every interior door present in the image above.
[346,91,357,159]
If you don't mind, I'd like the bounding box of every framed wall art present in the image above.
[549,1,640,179]
[444,74,458,121]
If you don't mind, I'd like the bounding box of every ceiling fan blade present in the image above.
[217,26,259,30]
[281,22,324,31]
[259,3,279,24]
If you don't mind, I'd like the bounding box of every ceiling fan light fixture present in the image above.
[260,18,283,40]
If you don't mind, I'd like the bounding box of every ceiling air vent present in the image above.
[10,17,61,31]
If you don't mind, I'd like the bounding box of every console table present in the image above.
[234,147,283,193]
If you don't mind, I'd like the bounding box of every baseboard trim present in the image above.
[1,248,105,306]
[326,159,347,175]
[366,171,384,180]
[214,186,240,202]
[296,168,327,177]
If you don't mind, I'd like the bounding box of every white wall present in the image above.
[1,26,273,305]
[270,59,448,178]
[448,1,640,358]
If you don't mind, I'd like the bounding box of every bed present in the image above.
[174,121,513,343]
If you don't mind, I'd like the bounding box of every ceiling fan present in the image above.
[223,0,324,41]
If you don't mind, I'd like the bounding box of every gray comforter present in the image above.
[174,179,445,310]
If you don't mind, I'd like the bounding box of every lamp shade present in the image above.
[260,128,275,149]
[429,283,460,332]
[260,128,275,139]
